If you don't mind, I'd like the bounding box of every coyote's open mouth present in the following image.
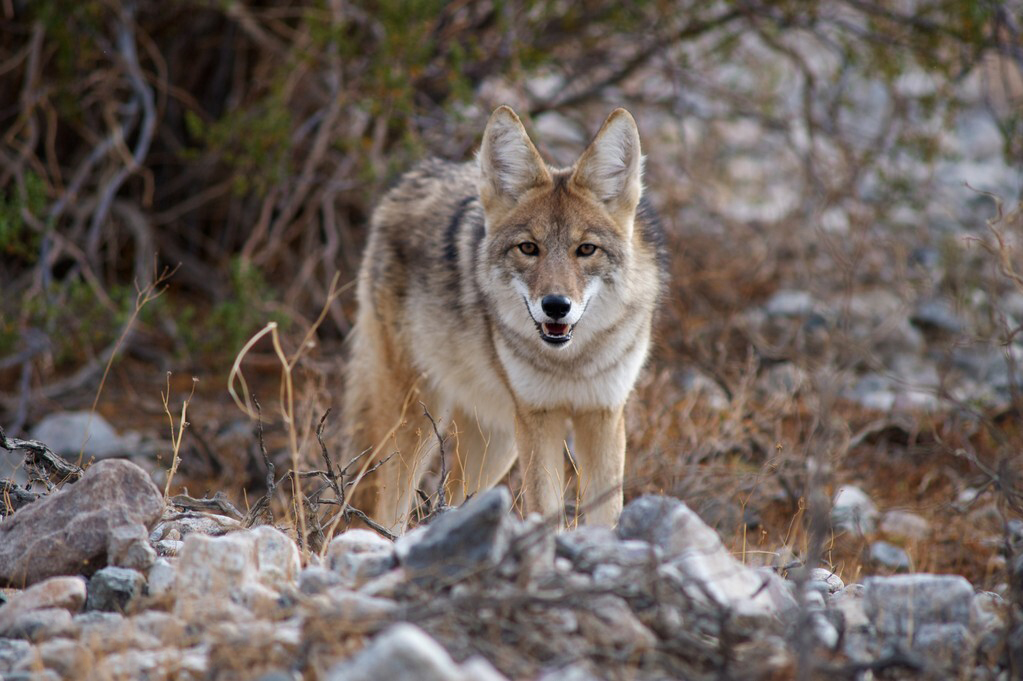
[539,322,573,345]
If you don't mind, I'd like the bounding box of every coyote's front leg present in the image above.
[573,406,627,526]
[516,408,570,526]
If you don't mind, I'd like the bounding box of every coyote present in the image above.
[343,106,667,531]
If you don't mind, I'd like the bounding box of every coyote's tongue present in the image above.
[544,323,568,336]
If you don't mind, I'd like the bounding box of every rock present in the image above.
[146,558,176,599]
[556,525,657,574]
[913,622,972,672]
[17,638,93,678]
[29,411,138,460]
[0,577,87,632]
[831,485,878,535]
[829,584,869,630]
[0,607,74,640]
[401,487,514,586]
[91,646,209,680]
[326,529,396,586]
[108,523,157,571]
[250,525,301,589]
[299,566,344,595]
[154,539,184,557]
[575,594,657,651]
[971,591,1007,667]
[0,639,32,672]
[808,568,844,594]
[618,495,785,616]
[911,299,965,335]
[149,510,244,541]
[868,541,911,571]
[879,510,930,541]
[863,574,974,638]
[173,532,262,619]
[325,622,503,681]
[537,664,601,681]
[764,289,815,317]
[501,513,555,582]
[85,566,146,612]
[0,459,164,587]
[300,584,396,638]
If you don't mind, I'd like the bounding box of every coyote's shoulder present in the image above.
[344,107,668,531]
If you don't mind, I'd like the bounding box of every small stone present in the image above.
[0,459,164,587]
[808,568,844,594]
[250,525,301,589]
[831,485,878,535]
[326,529,396,586]
[174,532,260,619]
[0,607,74,640]
[911,299,965,334]
[0,639,32,672]
[537,664,600,681]
[108,523,157,571]
[154,539,184,557]
[863,574,974,637]
[458,657,510,681]
[0,577,87,632]
[880,510,930,541]
[868,541,911,571]
[30,411,136,460]
[299,566,344,595]
[19,638,93,678]
[324,623,465,681]
[913,622,972,672]
[146,558,175,599]
[618,495,783,616]
[765,289,815,317]
[401,487,513,586]
[85,567,146,612]
[575,595,657,651]
[829,584,869,630]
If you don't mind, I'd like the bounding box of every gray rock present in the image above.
[0,638,32,672]
[173,532,262,619]
[537,664,601,681]
[146,558,175,599]
[879,510,930,541]
[619,495,786,616]
[299,566,344,595]
[305,588,399,635]
[149,510,244,541]
[765,289,815,317]
[85,566,146,612]
[863,574,974,637]
[108,523,157,571]
[556,525,657,573]
[154,539,184,557]
[502,513,556,582]
[0,577,86,632]
[868,541,911,571]
[0,607,74,640]
[0,459,164,587]
[250,525,301,589]
[12,638,91,678]
[401,487,514,585]
[913,622,972,672]
[326,529,396,586]
[808,568,844,594]
[829,584,869,630]
[831,485,878,535]
[325,622,500,681]
[911,299,965,334]
[30,411,138,460]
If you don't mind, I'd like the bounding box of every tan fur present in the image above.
[342,107,667,531]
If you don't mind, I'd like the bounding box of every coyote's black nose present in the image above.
[541,294,572,320]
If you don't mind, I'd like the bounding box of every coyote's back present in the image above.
[343,107,667,531]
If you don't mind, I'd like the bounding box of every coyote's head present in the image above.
[477,106,644,349]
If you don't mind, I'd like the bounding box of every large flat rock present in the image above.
[0,459,164,587]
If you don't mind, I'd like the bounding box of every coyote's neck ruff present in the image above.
[343,106,667,531]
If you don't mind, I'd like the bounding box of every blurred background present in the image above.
[1,1,1022,586]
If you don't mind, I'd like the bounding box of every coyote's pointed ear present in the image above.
[570,109,643,226]
[478,106,551,215]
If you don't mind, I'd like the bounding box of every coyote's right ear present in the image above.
[478,106,551,215]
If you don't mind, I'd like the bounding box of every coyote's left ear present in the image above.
[570,109,643,226]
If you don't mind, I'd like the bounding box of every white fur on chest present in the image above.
[496,325,651,410]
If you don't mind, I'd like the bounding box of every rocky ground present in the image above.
[0,450,1017,680]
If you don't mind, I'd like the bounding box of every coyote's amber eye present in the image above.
[576,243,597,257]
[518,242,539,256]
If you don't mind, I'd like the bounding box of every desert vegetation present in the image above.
[1,1,1022,679]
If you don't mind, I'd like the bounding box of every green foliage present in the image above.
[177,258,288,363]
[0,171,45,262]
